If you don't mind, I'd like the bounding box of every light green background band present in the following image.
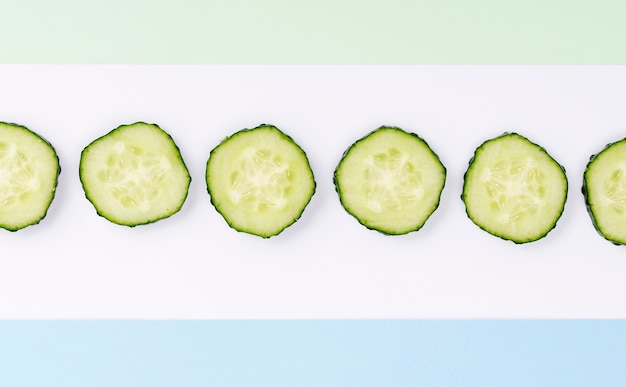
[1,0,624,64]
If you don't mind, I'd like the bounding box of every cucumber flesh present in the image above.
[79,122,191,226]
[334,126,446,235]
[462,133,567,243]
[0,122,60,231]
[583,138,626,245]
[206,124,316,238]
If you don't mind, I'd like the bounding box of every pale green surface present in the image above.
[1,0,625,63]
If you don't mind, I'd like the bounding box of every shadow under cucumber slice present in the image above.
[583,138,626,245]
[0,122,60,231]
[334,126,446,235]
[462,132,567,244]
[79,122,191,226]
[206,124,316,238]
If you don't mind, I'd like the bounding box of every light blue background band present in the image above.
[1,320,624,386]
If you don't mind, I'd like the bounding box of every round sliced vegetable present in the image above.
[206,124,316,238]
[79,122,191,226]
[0,122,60,231]
[334,126,446,235]
[462,132,567,243]
[583,138,626,245]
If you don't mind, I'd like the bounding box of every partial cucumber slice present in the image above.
[206,124,316,238]
[79,122,191,226]
[334,126,446,235]
[0,122,60,231]
[583,138,626,245]
[462,133,567,243]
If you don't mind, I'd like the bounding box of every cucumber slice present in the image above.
[333,126,446,235]
[462,133,567,243]
[0,122,60,231]
[206,124,316,238]
[79,122,191,226]
[583,138,626,245]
